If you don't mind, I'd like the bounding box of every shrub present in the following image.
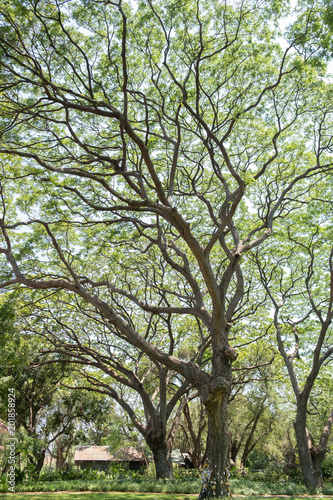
[38,466,106,482]
[322,455,333,480]
[173,468,201,480]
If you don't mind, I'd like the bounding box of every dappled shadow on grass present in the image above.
[0,494,332,500]
[0,493,195,500]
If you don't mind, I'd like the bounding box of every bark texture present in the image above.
[146,416,173,479]
[151,446,173,479]
[294,404,333,490]
[198,346,235,499]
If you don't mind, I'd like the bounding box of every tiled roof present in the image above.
[74,446,145,462]
[0,421,9,434]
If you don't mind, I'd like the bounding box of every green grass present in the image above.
[0,495,331,500]
[0,494,195,500]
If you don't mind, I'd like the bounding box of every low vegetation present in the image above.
[1,474,333,497]
[0,494,194,500]
[0,494,331,500]
[2,451,333,497]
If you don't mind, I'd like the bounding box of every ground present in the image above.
[0,493,332,500]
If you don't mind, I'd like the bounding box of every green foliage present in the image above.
[3,475,333,495]
[1,0,333,495]
[172,468,201,480]
[39,466,107,483]
[322,454,333,480]
[0,297,16,338]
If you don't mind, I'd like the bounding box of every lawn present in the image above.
[0,493,194,500]
[0,494,330,500]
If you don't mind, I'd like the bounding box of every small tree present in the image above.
[256,221,333,489]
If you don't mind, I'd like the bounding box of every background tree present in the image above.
[227,314,288,471]
[176,398,207,469]
[0,0,333,497]
[0,339,64,477]
[19,291,192,479]
[44,388,118,471]
[0,296,115,477]
[0,309,65,478]
[0,299,134,477]
[255,211,333,489]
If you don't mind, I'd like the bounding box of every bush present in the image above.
[107,463,144,479]
[173,468,201,480]
[322,455,333,480]
[2,475,333,495]
[38,466,106,482]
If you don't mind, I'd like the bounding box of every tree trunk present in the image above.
[230,438,240,465]
[199,395,231,499]
[198,346,235,499]
[56,441,66,472]
[294,400,333,491]
[240,405,271,469]
[294,404,320,490]
[311,450,324,489]
[151,444,173,479]
[146,424,173,479]
[32,448,46,479]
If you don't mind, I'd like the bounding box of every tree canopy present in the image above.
[0,0,333,496]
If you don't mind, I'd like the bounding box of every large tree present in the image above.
[0,0,333,496]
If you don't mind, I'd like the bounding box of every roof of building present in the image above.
[74,446,146,463]
[171,449,185,465]
[0,421,9,434]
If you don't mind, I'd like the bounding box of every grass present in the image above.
[0,495,331,500]
[0,494,195,500]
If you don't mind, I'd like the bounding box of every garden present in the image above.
[1,1,333,499]
[1,461,333,497]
